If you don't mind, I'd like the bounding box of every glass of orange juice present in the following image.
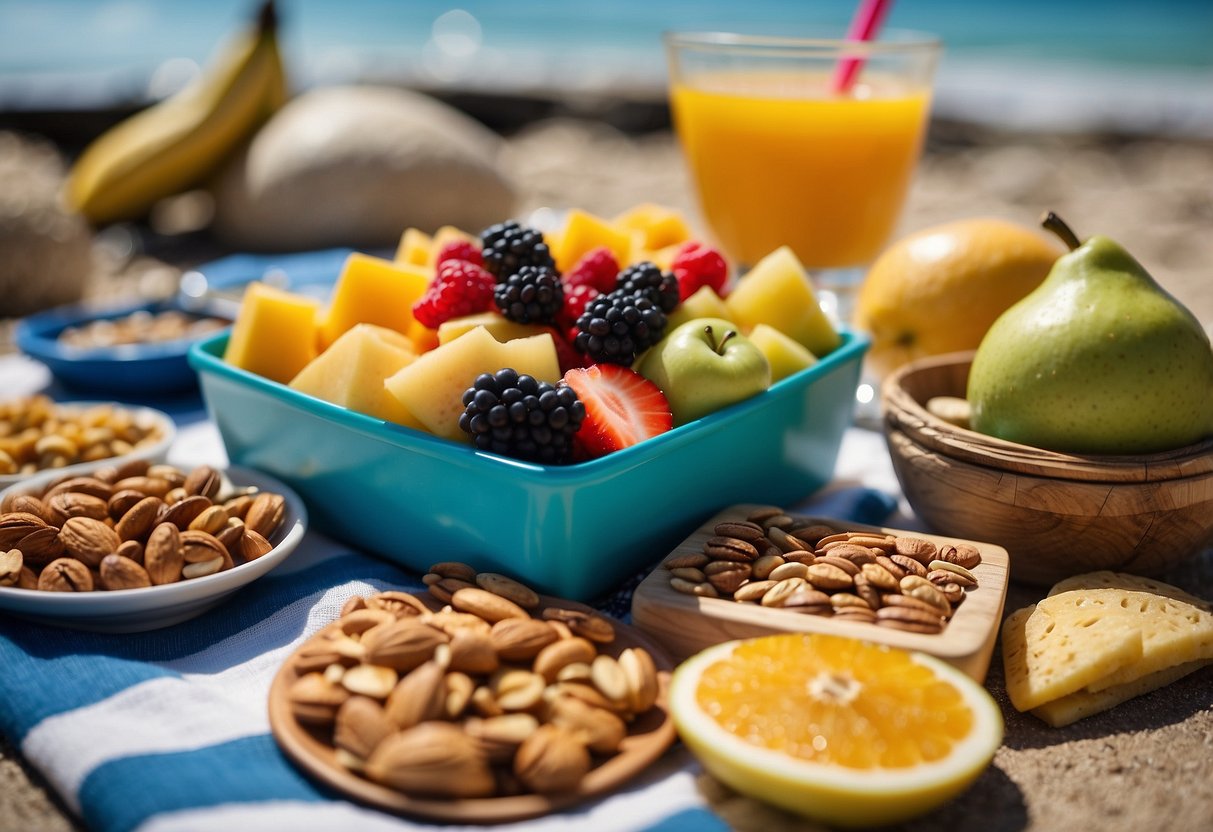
[665,31,940,320]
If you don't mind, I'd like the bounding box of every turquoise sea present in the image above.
[1,0,1211,134]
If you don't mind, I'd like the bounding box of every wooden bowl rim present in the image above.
[882,351,1213,483]
[269,593,678,824]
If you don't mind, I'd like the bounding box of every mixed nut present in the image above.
[0,396,167,477]
[0,461,286,591]
[58,309,228,350]
[665,506,982,634]
[286,564,662,799]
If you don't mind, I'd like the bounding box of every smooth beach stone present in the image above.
[210,86,517,250]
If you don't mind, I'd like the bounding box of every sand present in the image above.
[1,120,1211,830]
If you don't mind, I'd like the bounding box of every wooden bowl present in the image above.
[882,352,1213,585]
[268,593,677,824]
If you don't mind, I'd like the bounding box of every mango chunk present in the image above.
[613,203,693,251]
[320,252,430,349]
[290,324,422,429]
[394,227,432,267]
[553,209,633,274]
[725,246,842,358]
[223,282,321,384]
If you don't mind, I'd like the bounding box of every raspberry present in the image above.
[412,259,495,329]
[565,246,619,294]
[434,239,483,269]
[557,283,600,332]
[671,241,729,300]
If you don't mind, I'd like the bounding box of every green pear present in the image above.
[967,213,1213,454]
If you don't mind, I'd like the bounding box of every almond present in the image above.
[333,696,395,761]
[37,557,93,592]
[451,587,528,623]
[114,496,164,542]
[384,659,447,729]
[361,618,449,672]
[144,522,184,585]
[46,491,108,526]
[489,618,559,661]
[365,722,494,798]
[245,492,286,538]
[513,724,590,794]
[183,465,223,499]
[58,516,120,567]
[99,553,151,590]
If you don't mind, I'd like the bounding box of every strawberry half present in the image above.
[562,364,673,457]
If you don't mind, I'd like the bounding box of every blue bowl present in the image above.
[16,298,229,396]
[188,329,867,600]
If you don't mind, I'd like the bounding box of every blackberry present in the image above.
[494,265,564,325]
[458,369,585,464]
[616,261,680,313]
[479,220,555,280]
[573,289,667,365]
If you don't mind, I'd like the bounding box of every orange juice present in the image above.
[671,71,931,268]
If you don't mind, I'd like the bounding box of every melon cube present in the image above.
[748,323,818,383]
[612,203,693,251]
[437,311,550,346]
[319,252,430,349]
[385,327,560,441]
[394,228,432,267]
[289,324,423,429]
[553,209,633,274]
[500,333,561,384]
[666,285,732,332]
[223,282,321,384]
[725,246,842,358]
[385,327,506,440]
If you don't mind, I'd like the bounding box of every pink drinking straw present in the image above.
[830,0,894,94]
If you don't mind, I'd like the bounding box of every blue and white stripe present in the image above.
[0,421,894,832]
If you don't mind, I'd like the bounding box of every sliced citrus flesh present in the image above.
[670,633,1003,828]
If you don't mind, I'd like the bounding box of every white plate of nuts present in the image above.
[0,396,176,489]
[269,567,676,823]
[0,460,307,632]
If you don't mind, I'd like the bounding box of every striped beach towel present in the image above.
[0,421,897,832]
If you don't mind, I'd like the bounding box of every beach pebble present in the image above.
[210,86,517,250]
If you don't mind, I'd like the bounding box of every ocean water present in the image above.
[1,0,1211,134]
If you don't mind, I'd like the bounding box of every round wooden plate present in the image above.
[268,593,678,823]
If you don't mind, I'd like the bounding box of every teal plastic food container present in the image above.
[188,330,867,600]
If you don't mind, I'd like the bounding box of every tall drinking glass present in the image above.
[665,31,940,321]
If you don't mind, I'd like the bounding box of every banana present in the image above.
[66,1,287,225]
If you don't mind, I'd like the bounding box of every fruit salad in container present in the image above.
[220,204,844,465]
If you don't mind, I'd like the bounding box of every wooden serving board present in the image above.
[268,593,677,824]
[631,505,1010,682]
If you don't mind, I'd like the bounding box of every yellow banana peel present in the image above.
[66,1,287,225]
